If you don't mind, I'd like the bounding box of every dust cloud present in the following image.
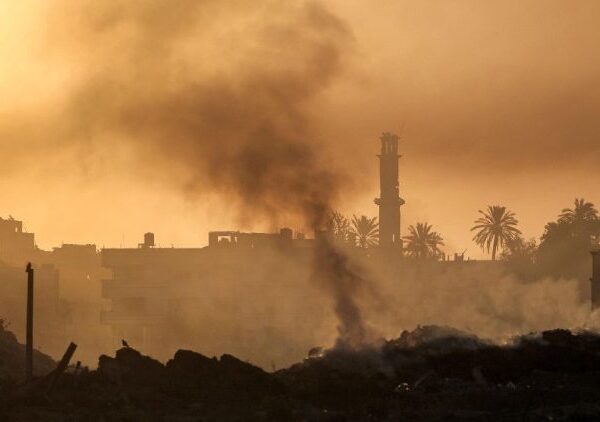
[157,252,597,369]
[367,263,598,343]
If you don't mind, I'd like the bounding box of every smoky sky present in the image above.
[33,0,352,230]
[324,1,600,173]
[1,0,600,251]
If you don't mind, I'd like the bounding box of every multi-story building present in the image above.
[0,216,109,361]
[99,230,323,364]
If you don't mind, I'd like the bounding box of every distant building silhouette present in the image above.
[0,215,108,360]
[100,230,311,349]
[375,133,405,249]
[0,216,35,267]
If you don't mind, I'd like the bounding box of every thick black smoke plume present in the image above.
[40,0,373,347]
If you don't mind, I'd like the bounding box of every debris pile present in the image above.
[96,347,282,402]
[4,325,600,420]
[0,323,55,383]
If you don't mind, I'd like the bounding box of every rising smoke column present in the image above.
[37,0,373,347]
[314,237,371,348]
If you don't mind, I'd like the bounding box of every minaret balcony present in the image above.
[374,197,405,206]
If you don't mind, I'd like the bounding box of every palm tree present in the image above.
[558,198,598,224]
[403,222,444,259]
[471,205,521,260]
[326,211,351,241]
[350,215,379,248]
[538,199,600,278]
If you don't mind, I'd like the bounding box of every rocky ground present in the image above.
[2,325,600,421]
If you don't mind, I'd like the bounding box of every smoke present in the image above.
[314,239,375,349]
[29,0,351,231]
[34,0,374,348]
[365,261,598,341]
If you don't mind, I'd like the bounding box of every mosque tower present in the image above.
[374,132,405,248]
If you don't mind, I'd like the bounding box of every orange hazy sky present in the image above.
[1,1,599,258]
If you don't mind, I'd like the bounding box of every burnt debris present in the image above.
[3,325,600,420]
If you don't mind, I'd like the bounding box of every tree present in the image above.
[350,215,379,248]
[558,198,599,238]
[500,236,538,280]
[471,205,521,260]
[538,198,600,279]
[326,211,351,241]
[559,198,598,225]
[403,222,445,259]
[502,236,537,261]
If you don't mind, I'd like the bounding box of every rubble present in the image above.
[391,325,489,351]
[0,323,55,382]
[4,325,600,420]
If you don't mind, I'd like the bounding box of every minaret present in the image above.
[375,132,405,248]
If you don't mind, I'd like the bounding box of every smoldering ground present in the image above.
[366,261,599,344]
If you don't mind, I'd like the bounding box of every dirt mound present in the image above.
[0,326,55,383]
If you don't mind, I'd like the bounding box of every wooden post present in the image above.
[12,342,78,400]
[45,342,77,395]
[25,262,34,381]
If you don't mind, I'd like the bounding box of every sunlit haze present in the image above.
[1,1,598,256]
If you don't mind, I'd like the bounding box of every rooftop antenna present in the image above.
[398,121,405,139]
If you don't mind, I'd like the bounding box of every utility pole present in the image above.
[25,262,34,381]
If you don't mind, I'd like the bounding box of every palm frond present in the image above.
[470,205,521,260]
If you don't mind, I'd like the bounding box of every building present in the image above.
[0,216,67,355]
[0,216,36,267]
[374,133,405,249]
[0,216,111,361]
[46,244,104,303]
[101,243,205,347]
[99,230,317,360]
[0,263,64,356]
